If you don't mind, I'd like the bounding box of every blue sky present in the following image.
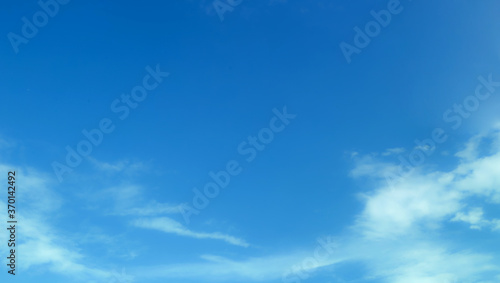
[1,0,500,282]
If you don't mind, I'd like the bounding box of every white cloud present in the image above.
[0,163,119,282]
[451,207,500,231]
[344,126,500,281]
[87,157,146,173]
[131,251,320,281]
[131,217,250,247]
[119,201,185,216]
[381,147,406,156]
[355,174,463,238]
[349,154,402,179]
[4,126,500,283]
[83,184,184,217]
[452,207,486,229]
[121,127,500,282]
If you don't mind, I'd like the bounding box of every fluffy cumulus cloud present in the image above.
[343,125,500,282]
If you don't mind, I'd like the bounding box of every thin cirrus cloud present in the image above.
[86,184,185,217]
[93,182,249,248]
[87,156,147,173]
[131,217,250,247]
[117,201,186,216]
[130,251,329,282]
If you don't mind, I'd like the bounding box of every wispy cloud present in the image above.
[123,125,500,282]
[381,147,406,156]
[131,217,249,247]
[0,163,119,282]
[118,201,186,216]
[130,251,317,281]
[451,207,491,230]
[88,157,146,173]
[84,184,185,217]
